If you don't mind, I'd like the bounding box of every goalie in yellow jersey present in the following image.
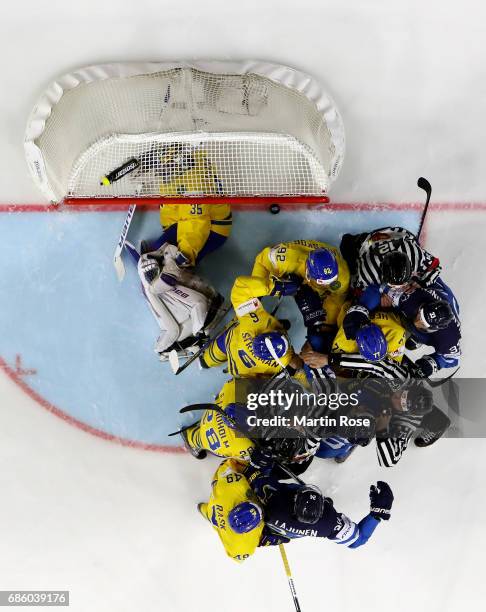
[251,240,350,353]
[139,144,232,266]
[200,276,302,377]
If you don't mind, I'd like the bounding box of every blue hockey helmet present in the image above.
[228,502,263,534]
[306,249,338,285]
[356,324,387,362]
[252,332,289,361]
[293,485,324,524]
[418,300,453,330]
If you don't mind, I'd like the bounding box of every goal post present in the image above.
[24,61,345,207]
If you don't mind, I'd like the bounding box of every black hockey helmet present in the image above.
[380,251,412,285]
[266,434,307,462]
[418,300,453,330]
[293,485,325,524]
[400,383,434,416]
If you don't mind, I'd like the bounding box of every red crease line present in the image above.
[0,356,185,454]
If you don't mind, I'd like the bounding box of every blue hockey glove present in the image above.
[270,274,302,297]
[294,284,325,327]
[359,285,382,311]
[259,530,290,547]
[370,481,394,521]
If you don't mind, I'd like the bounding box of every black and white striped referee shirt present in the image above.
[355,227,441,289]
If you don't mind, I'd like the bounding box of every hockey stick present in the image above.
[169,296,284,375]
[168,312,237,375]
[279,544,302,612]
[416,177,432,241]
[175,403,305,485]
[113,204,137,281]
[427,366,460,388]
[264,336,294,385]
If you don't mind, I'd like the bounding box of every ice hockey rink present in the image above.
[1,1,486,611]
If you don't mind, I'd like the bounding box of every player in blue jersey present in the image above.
[347,277,461,378]
[389,278,461,377]
[245,453,394,548]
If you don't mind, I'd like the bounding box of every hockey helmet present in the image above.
[228,502,263,534]
[418,300,453,330]
[252,332,289,361]
[356,324,387,362]
[380,251,412,285]
[293,485,325,524]
[399,383,434,416]
[306,248,338,285]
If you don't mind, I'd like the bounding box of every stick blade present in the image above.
[168,350,180,374]
[417,176,431,194]
[114,255,126,282]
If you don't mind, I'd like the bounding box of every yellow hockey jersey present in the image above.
[186,379,255,461]
[202,459,264,562]
[202,279,294,377]
[332,302,406,362]
[158,149,232,265]
[251,240,350,326]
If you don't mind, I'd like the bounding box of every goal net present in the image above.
[25,61,345,205]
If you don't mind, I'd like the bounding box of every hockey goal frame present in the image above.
[25,61,344,208]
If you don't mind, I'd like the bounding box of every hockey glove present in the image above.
[259,529,290,547]
[414,356,438,378]
[359,285,382,311]
[270,274,302,297]
[369,481,394,521]
[294,284,325,327]
[343,305,370,340]
[140,255,160,284]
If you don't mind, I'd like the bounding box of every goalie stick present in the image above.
[113,204,137,281]
[168,308,236,375]
[169,297,283,375]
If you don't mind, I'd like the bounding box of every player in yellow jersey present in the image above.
[200,276,302,377]
[180,376,322,475]
[332,301,406,363]
[198,459,265,562]
[250,240,350,352]
[182,378,255,461]
[140,145,232,266]
[300,301,406,375]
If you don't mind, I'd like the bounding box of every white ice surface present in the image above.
[1,1,486,611]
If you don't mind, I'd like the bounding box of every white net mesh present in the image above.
[26,63,345,202]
